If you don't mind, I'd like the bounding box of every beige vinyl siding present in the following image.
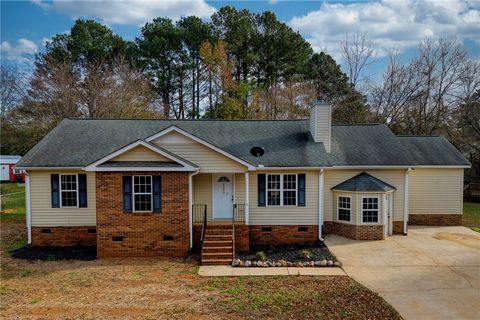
[192,173,213,220]
[324,169,405,222]
[152,134,247,173]
[409,168,463,214]
[192,173,246,222]
[249,170,319,225]
[111,145,170,162]
[29,171,96,226]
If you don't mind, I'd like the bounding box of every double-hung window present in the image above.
[337,196,351,222]
[267,174,297,206]
[60,174,78,207]
[362,197,379,223]
[133,175,152,212]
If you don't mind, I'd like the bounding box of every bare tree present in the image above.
[342,32,375,89]
[0,64,27,118]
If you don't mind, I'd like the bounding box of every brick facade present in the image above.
[393,221,404,234]
[249,225,318,245]
[324,222,384,240]
[96,171,189,258]
[408,214,462,226]
[31,227,96,246]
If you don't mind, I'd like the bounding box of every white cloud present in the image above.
[269,0,279,5]
[288,0,480,59]
[0,38,38,62]
[33,0,216,26]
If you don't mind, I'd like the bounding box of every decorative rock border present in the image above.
[232,259,342,268]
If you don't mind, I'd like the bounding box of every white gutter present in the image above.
[330,165,470,169]
[403,168,412,235]
[25,172,32,244]
[188,169,200,249]
[318,169,324,240]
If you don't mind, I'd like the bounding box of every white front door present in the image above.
[213,174,234,219]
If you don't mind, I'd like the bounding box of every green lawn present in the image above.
[0,182,25,222]
[463,202,480,232]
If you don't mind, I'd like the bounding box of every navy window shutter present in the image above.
[153,176,162,212]
[78,174,87,207]
[258,174,266,207]
[298,174,306,207]
[51,174,60,208]
[123,176,132,212]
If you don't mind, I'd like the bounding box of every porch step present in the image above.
[201,258,233,265]
[202,246,233,253]
[202,252,233,259]
[205,229,232,235]
[204,234,232,239]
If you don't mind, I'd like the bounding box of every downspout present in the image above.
[403,168,412,235]
[244,172,249,225]
[318,169,324,240]
[25,172,32,244]
[188,169,200,249]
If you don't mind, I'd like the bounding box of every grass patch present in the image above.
[0,182,25,218]
[463,202,480,232]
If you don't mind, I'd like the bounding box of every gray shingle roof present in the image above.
[397,136,471,166]
[16,119,470,168]
[332,172,397,192]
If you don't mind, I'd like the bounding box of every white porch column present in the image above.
[188,170,199,248]
[245,172,249,225]
[403,168,411,235]
[25,172,32,244]
[318,169,324,240]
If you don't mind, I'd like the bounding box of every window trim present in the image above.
[361,196,380,224]
[266,173,298,207]
[337,195,352,223]
[132,175,153,213]
[59,173,79,208]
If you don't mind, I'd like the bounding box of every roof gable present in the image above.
[84,140,197,172]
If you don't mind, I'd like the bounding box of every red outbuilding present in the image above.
[0,155,24,183]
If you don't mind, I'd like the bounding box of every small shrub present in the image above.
[299,249,312,259]
[256,251,267,261]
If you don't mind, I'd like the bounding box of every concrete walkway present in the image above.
[325,226,480,320]
[198,266,346,277]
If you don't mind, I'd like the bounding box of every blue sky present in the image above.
[1,0,479,78]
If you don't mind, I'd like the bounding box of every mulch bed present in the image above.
[237,240,335,262]
[10,245,96,261]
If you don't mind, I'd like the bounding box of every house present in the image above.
[0,155,24,182]
[16,101,470,264]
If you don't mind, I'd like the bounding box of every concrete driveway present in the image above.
[325,226,480,320]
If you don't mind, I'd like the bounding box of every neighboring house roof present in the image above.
[0,155,22,164]
[16,119,470,169]
[331,172,397,192]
